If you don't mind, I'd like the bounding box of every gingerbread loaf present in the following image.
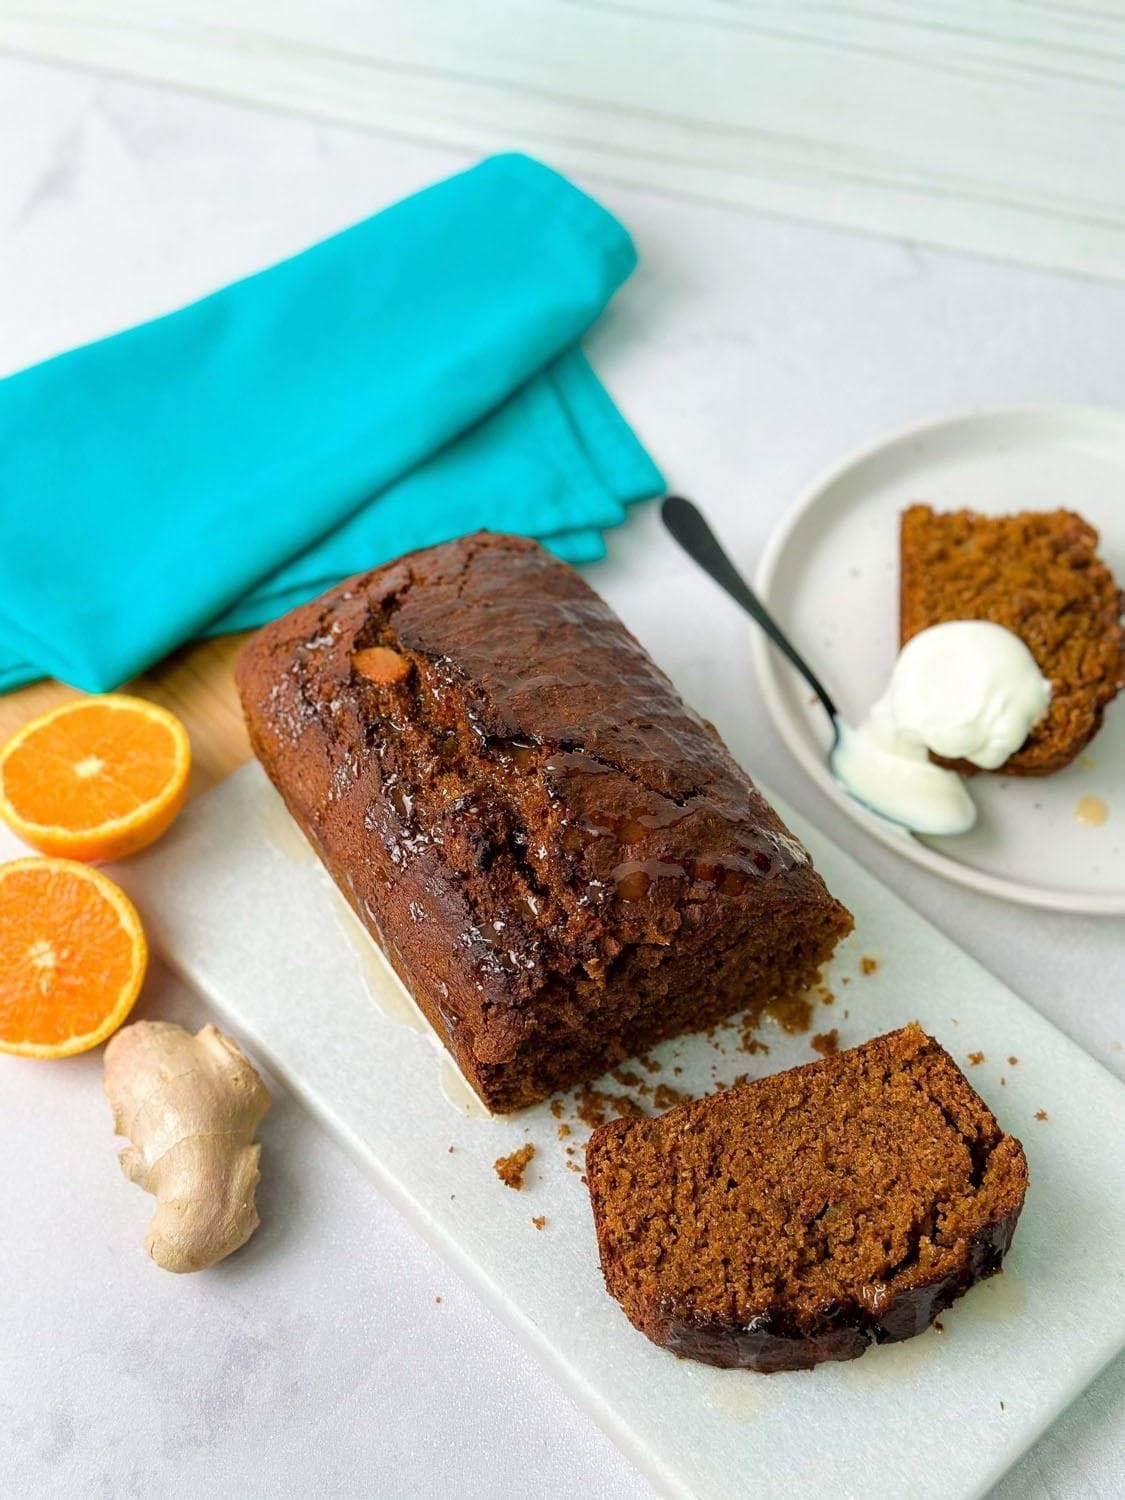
[900,505,1124,775]
[236,532,852,1112]
[586,1025,1028,1372]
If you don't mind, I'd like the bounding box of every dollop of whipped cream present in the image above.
[831,621,1051,836]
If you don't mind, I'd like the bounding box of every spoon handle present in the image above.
[661,495,839,723]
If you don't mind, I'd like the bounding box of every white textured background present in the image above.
[1,47,1123,1500]
[4,1,1125,279]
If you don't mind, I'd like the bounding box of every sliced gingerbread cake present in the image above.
[586,1025,1027,1372]
[236,533,853,1112]
[900,505,1123,774]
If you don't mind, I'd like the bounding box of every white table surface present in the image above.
[0,53,1122,1500]
[7,0,1125,281]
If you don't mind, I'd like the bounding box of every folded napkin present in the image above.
[0,153,662,693]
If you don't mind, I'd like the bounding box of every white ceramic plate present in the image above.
[752,406,1125,914]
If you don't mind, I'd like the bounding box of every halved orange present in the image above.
[0,858,147,1057]
[0,695,190,862]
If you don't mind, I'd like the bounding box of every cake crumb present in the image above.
[741,1037,770,1057]
[859,955,879,976]
[810,1029,839,1057]
[576,1087,644,1129]
[1008,1056,1019,1066]
[494,1143,535,1189]
[765,995,813,1034]
[549,1099,563,1119]
[652,1083,690,1111]
[638,1054,662,1075]
[1035,1109,1049,1122]
[968,1051,985,1066]
[612,1068,642,1087]
[820,989,835,1006]
[447,1145,454,1153]
[531,1215,547,1231]
[841,976,851,986]
[673,1065,683,1076]
[933,1320,945,1332]
[557,1123,572,1140]
[435,1296,442,1304]
[565,1160,581,1173]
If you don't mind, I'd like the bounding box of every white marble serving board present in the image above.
[111,761,1125,1500]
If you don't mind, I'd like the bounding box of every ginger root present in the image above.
[104,1020,271,1273]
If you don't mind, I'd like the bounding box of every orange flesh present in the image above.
[0,863,141,1048]
[1,703,180,832]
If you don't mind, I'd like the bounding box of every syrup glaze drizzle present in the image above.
[287,557,813,1006]
[538,746,804,901]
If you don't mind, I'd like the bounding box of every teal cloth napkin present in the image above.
[0,153,662,693]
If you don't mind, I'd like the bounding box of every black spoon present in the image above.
[660,494,925,833]
[661,495,838,723]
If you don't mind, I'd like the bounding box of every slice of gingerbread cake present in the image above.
[900,505,1123,775]
[586,1025,1027,1373]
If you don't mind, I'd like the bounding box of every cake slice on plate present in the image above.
[900,505,1123,774]
[586,1025,1027,1372]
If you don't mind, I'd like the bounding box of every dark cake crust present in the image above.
[650,1206,1020,1374]
[586,1026,1027,1372]
[235,533,852,1111]
[900,505,1124,776]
